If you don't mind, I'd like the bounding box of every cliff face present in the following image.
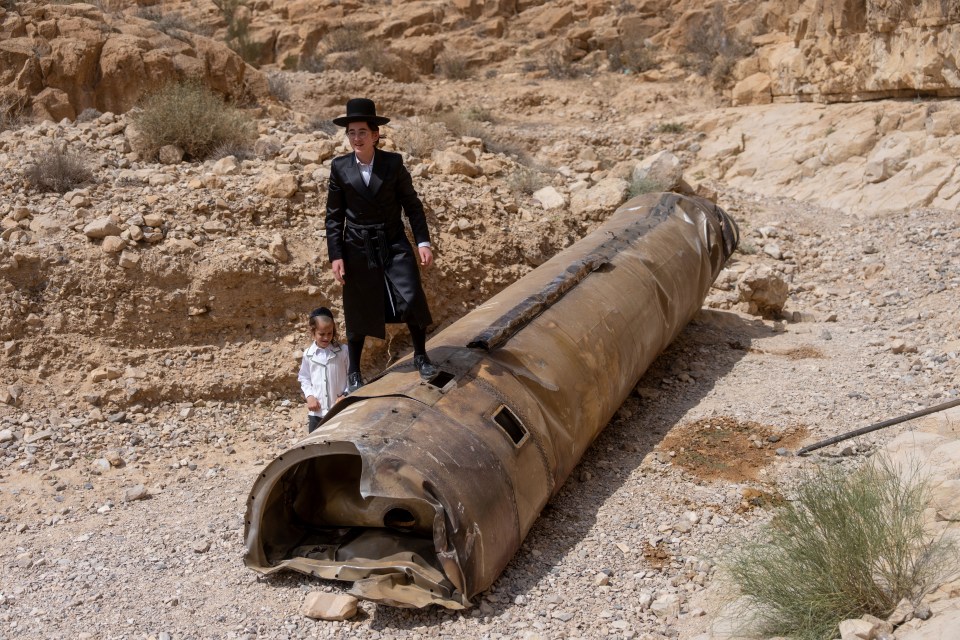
[734,0,960,103]
[0,2,268,121]
[2,0,959,120]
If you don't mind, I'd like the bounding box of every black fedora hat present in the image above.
[332,98,390,127]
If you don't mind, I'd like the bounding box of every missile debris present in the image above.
[244,192,739,608]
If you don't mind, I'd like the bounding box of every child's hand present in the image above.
[306,395,321,412]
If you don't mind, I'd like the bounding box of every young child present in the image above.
[297,307,349,432]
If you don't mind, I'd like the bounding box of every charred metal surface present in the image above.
[243,193,739,609]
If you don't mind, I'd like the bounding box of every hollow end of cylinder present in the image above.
[254,451,443,578]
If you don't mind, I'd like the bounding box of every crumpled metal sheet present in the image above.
[243,192,739,608]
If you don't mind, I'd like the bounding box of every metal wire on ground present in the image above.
[796,397,960,456]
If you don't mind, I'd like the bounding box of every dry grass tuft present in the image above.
[24,142,93,193]
[392,119,447,159]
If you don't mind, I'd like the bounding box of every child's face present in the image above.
[311,320,335,349]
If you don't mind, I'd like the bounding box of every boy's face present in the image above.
[312,322,334,349]
[346,122,378,154]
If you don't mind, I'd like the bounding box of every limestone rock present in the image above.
[732,73,772,106]
[90,366,123,382]
[301,592,358,621]
[532,186,566,209]
[570,177,630,219]
[632,151,683,192]
[256,173,299,199]
[158,145,184,165]
[738,265,789,316]
[268,234,291,263]
[83,217,122,239]
[101,236,125,254]
[212,157,240,176]
[433,150,480,177]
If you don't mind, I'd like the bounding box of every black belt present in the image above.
[346,220,394,270]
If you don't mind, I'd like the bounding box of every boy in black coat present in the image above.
[325,98,437,392]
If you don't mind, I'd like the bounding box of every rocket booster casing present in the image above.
[243,192,739,608]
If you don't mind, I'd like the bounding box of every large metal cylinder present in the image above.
[243,192,739,608]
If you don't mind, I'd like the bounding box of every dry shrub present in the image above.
[608,40,658,74]
[357,46,416,82]
[130,81,255,161]
[432,111,486,139]
[684,3,753,87]
[544,49,579,79]
[465,105,495,124]
[267,72,291,103]
[485,137,531,164]
[507,165,545,196]
[138,8,208,38]
[323,26,364,53]
[393,119,446,159]
[296,53,325,73]
[1,91,29,132]
[435,50,471,79]
[213,0,261,65]
[24,142,93,193]
[76,108,102,123]
[306,115,338,135]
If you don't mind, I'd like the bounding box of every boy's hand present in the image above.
[306,395,321,411]
[418,246,433,268]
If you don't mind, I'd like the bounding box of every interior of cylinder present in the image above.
[258,453,440,570]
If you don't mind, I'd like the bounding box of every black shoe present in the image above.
[413,354,438,380]
[346,372,363,394]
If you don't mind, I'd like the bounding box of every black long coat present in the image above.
[325,149,433,340]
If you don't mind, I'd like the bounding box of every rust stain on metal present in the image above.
[243,193,740,609]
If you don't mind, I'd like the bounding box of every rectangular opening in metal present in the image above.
[493,406,527,446]
[428,370,455,389]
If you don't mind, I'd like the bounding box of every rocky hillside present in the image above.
[3,0,959,122]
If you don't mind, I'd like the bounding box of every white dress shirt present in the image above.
[297,342,349,418]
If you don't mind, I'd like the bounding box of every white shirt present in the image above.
[297,342,349,418]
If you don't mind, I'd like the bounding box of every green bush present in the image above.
[24,142,93,193]
[726,458,958,640]
[130,81,255,161]
[654,121,686,134]
[628,176,662,198]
